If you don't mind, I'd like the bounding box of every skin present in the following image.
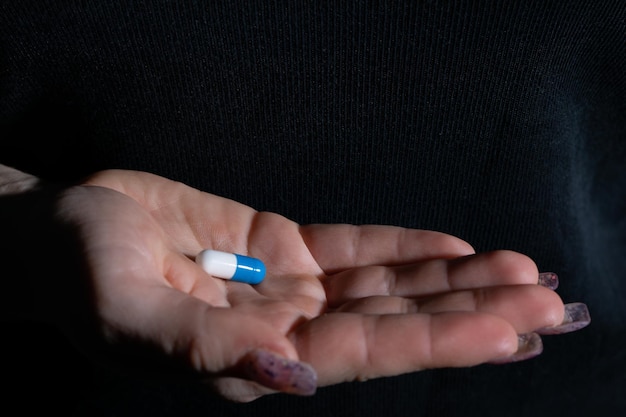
[0,166,569,402]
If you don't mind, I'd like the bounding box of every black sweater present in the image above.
[1,1,624,415]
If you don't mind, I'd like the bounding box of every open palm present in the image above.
[51,169,567,402]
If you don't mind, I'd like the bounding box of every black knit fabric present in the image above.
[1,1,625,415]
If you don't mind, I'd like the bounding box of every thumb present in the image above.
[142,289,317,398]
[211,348,318,402]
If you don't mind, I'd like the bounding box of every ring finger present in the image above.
[324,250,541,307]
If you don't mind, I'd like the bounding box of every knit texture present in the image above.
[1,1,625,415]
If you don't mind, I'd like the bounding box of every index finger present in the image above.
[293,311,521,386]
[300,224,475,274]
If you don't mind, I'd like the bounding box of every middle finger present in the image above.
[335,284,565,334]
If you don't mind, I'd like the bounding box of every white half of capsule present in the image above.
[195,249,266,284]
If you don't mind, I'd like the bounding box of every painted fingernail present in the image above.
[489,333,543,365]
[536,302,591,335]
[243,349,317,396]
[538,272,559,290]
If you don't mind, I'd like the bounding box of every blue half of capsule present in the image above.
[232,253,266,284]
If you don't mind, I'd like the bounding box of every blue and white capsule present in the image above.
[195,249,266,284]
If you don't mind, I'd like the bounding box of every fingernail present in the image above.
[243,349,317,396]
[489,333,543,364]
[536,302,591,335]
[538,272,559,290]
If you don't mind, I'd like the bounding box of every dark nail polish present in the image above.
[244,350,317,396]
[489,333,543,365]
[538,272,559,290]
[537,302,591,335]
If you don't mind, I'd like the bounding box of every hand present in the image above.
[13,169,586,402]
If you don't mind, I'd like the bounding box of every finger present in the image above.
[325,250,540,306]
[105,277,317,400]
[156,291,318,397]
[336,285,565,334]
[293,311,520,386]
[300,224,475,274]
